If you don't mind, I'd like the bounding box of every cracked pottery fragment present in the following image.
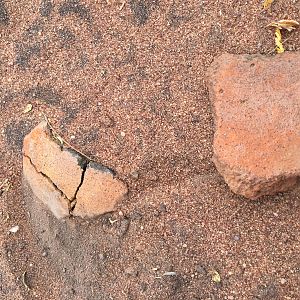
[22,121,128,219]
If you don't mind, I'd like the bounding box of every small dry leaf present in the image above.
[210,270,221,283]
[275,28,284,54]
[268,19,299,32]
[23,103,33,113]
[263,0,274,10]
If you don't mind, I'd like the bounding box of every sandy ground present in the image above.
[0,0,299,299]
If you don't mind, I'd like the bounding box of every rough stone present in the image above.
[207,52,300,199]
[73,162,128,218]
[23,121,84,200]
[23,156,70,219]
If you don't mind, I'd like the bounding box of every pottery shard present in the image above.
[23,121,127,219]
[23,121,85,200]
[207,52,300,199]
[23,156,70,218]
[73,162,128,218]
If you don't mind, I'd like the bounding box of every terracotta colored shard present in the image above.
[207,52,300,199]
[23,121,127,219]
[23,121,84,200]
[73,162,128,218]
[23,156,70,219]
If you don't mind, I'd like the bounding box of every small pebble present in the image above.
[232,234,240,241]
[280,278,287,284]
[9,225,19,233]
[120,131,126,137]
[163,271,177,276]
[70,135,75,139]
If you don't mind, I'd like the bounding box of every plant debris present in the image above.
[0,179,11,196]
[267,19,299,32]
[22,271,30,290]
[42,113,93,161]
[106,0,126,10]
[274,28,284,53]
[109,217,118,224]
[267,19,299,54]
[263,0,275,10]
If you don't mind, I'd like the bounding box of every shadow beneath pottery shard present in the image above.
[23,178,119,299]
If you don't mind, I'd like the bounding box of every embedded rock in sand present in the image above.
[207,52,300,199]
[22,121,127,218]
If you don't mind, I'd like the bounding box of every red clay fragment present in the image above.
[207,52,300,199]
[23,121,84,200]
[23,156,70,219]
[23,121,127,219]
[73,162,128,218]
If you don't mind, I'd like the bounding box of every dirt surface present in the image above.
[0,0,300,299]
